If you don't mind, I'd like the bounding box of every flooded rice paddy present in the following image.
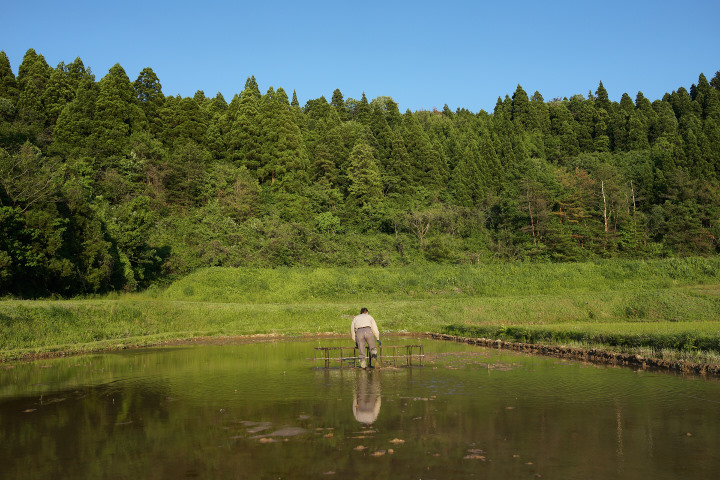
[1,337,720,479]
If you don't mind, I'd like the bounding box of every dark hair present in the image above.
[360,308,368,314]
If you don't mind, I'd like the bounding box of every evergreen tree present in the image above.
[609,93,635,151]
[546,102,579,163]
[528,91,550,133]
[90,63,146,159]
[634,91,657,143]
[568,95,595,152]
[356,92,370,123]
[668,87,698,118]
[258,86,308,191]
[330,88,346,120]
[347,142,383,211]
[193,90,207,105]
[710,70,720,92]
[452,144,485,206]
[370,103,392,161]
[304,96,338,128]
[133,67,164,136]
[493,95,513,122]
[370,95,402,129]
[66,57,91,89]
[53,77,98,156]
[403,112,447,194]
[652,99,678,140]
[703,116,720,176]
[511,84,530,130]
[162,96,208,146]
[383,129,413,195]
[478,126,502,193]
[0,51,19,101]
[626,111,650,150]
[16,48,52,129]
[227,76,262,169]
[42,62,75,125]
[164,138,212,206]
[595,81,612,113]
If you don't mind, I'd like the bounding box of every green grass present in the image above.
[2,257,720,363]
[157,257,720,303]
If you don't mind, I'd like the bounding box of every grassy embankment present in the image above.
[1,257,720,363]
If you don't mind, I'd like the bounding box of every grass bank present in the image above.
[2,257,720,365]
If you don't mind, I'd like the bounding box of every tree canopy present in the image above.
[2,48,720,297]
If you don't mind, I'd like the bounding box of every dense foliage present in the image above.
[1,48,720,297]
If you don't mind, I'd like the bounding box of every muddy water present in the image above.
[1,337,719,479]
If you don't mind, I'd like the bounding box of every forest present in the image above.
[1,48,719,297]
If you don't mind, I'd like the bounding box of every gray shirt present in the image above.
[351,313,379,342]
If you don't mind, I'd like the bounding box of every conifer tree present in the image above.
[452,145,485,206]
[652,100,678,140]
[331,88,346,120]
[42,62,75,125]
[529,91,550,133]
[569,95,595,152]
[133,67,164,136]
[16,49,52,129]
[679,112,709,176]
[626,111,650,150]
[193,90,207,105]
[403,112,446,193]
[388,99,403,129]
[312,142,339,186]
[164,96,208,146]
[66,57,90,89]
[370,104,392,161]
[165,138,212,206]
[546,102,579,162]
[16,49,51,93]
[595,81,612,113]
[383,129,413,195]
[227,76,262,169]
[53,77,98,156]
[90,63,146,159]
[593,107,611,152]
[710,71,720,92]
[201,92,227,123]
[0,51,19,101]
[703,116,720,176]
[304,96,338,127]
[511,84,531,130]
[668,87,698,118]
[356,93,370,124]
[347,142,382,210]
[608,93,635,151]
[258,86,308,191]
[634,91,657,142]
[478,126,502,193]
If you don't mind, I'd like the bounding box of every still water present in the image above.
[1,337,720,479]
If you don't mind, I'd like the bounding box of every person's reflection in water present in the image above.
[353,371,381,424]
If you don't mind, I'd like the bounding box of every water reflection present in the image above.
[1,339,720,479]
[353,371,381,424]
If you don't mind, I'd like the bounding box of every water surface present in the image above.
[1,337,719,479]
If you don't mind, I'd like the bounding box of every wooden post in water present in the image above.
[313,344,424,368]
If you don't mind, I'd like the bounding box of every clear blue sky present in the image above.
[3,0,719,113]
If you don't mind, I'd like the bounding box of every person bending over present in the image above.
[351,308,380,368]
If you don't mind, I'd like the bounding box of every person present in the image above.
[351,307,380,369]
